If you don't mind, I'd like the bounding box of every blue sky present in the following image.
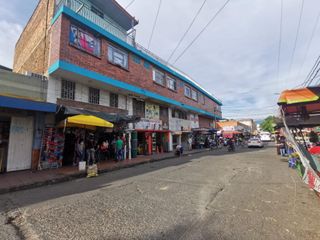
[1,0,320,120]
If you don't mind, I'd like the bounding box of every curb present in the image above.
[0,149,210,195]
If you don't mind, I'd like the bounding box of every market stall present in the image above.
[278,87,320,196]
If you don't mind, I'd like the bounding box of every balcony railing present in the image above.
[54,0,222,104]
[56,0,128,41]
[0,70,48,102]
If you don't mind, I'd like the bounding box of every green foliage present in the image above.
[260,116,276,133]
[309,131,319,143]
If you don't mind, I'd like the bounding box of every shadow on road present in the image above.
[0,144,275,212]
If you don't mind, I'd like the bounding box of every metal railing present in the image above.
[0,70,48,102]
[56,0,127,41]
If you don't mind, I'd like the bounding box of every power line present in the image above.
[288,0,305,77]
[166,0,207,63]
[173,0,231,64]
[147,0,162,50]
[125,0,136,9]
[276,0,283,85]
[296,7,320,81]
[303,56,320,86]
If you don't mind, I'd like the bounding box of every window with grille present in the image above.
[89,87,100,104]
[108,45,128,69]
[167,76,177,91]
[110,93,118,108]
[133,99,145,117]
[191,90,198,101]
[172,109,187,120]
[153,69,165,86]
[184,85,191,98]
[61,80,75,100]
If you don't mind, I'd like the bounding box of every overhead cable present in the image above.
[147,0,162,49]
[173,0,231,64]
[276,0,284,84]
[288,0,305,77]
[166,0,207,63]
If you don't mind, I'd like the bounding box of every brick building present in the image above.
[13,0,222,158]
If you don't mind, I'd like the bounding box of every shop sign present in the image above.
[135,118,163,130]
[145,102,160,120]
[170,119,192,131]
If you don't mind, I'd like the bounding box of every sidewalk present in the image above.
[0,148,210,194]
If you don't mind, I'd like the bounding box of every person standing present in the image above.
[116,136,123,161]
[188,137,193,151]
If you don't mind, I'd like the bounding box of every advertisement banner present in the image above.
[70,25,101,57]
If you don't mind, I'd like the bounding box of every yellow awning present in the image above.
[66,115,113,128]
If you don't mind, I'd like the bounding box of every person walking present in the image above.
[116,136,123,161]
[188,137,193,151]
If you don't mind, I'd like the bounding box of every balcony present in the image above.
[0,70,48,102]
[55,0,128,41]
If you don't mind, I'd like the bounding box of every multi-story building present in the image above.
[237,119,257,135]
[217,120,250,138]
[13,0,222,159]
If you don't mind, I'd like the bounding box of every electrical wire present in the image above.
[296,7,320,82]
[125,0,136,9]
[303,56,320,86]
[147,0,162,50]
[173,0,231,64]
[166,0,207,63]
[276,0,283,85]
[288,0,305,77]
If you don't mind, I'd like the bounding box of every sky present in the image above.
[1,0,320,120]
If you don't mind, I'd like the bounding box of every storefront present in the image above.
[0,96,56,172]
[136,130,170,155]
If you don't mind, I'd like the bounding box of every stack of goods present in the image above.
[41,127,65,169]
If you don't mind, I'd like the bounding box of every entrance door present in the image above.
[0,118,10,173]
[7,116,34,172]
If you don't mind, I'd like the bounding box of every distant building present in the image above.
[217,120,251,138]
[237,119,257,134]
[0,65,12,72]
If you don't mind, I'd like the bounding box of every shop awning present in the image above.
[58,106,141,123]
[66,115,113,128]
[278,87,320,105]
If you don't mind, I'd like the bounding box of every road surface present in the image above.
[1,145,320,240]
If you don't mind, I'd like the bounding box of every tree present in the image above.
[309,131,319,144]
[260,116,276,133]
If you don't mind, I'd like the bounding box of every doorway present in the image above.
[0,117,10,173]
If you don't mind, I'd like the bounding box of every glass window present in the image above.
[61,80,75,100]
[144,61,151,70]
[132,55,141,64]
[201,94,205,105]
[184,85,191,98]
[133,99,145,117]
[191,90,198,101]
[110,93,118,108]
[108,45,128,69]
[172,109,187,120]
[153,69,165,86]
[89,87,100,104]
[167,76,177,91]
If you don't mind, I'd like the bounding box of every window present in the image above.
[108,45,128,69]
[133,99,145,117]
[61,80,75,100]
[89,87,100,104]
[110,93,118,108]
[167,76,177,91]
[184,85,191,98]
[201,94,205,105]
[144,61,151,70]
[191,90,198,101]
[172,109,187,120]
[132,55,141,64]
[153,69,165,86]
[91,5,104,18]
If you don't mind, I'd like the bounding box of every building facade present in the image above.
[13,0,222,158]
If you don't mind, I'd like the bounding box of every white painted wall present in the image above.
[47,77,61,103]
[75,83,89,102]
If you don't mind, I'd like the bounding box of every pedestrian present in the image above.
[86,133,96,165]
[74,138,85,166]
[188,137,193,151]
[280,136,287,156]
[116,136,123,161]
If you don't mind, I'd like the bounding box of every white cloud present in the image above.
[0,20,23,68]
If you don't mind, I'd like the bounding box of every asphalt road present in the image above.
[1,145,320,240]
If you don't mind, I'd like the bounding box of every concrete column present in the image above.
[128,132,132,160]
[169,132,173,152]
